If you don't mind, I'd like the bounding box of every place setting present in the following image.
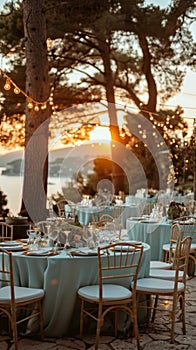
[0,240,28,252]
[20,228,59,257]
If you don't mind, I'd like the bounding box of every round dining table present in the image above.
[126,218,171,260]
[11,242,151,338]
[76,204,142,228]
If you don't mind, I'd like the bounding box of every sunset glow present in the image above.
[89,126,111,142]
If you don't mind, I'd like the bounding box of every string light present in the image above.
[4,79,11,90]
[0,66,194,149]
[13,87,20,94]
[0,67,55,112]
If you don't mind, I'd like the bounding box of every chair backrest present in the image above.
[0,222,13,241]
[173,236,192,287]
[99,214,114,222]
[56,199,67,217]
[98,214,118,235]
[173,216,196,242]
[34,220,51,236]
[0,249,15,308]
[168,223,182,263]
[98,242,144,300]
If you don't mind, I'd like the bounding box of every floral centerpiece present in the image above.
[167,201,188,220]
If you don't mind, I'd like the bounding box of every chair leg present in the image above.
[38,300,44,340]
[11,310,18,350]
[132,303,141,350]
[80,299,84,338]
[146,295,152,324]
[180,293,186,335]
[95,318,102,350]
[163,250,169,262]
[151,295,159,322]
[171,294,178,343]
[114,310,118,337]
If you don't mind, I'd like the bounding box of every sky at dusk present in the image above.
[0,0,195,149]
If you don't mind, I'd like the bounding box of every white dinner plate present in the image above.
[23,249,58,256]
[0,241,22,246]
[141,220,159,224]
[129,217,144,221]
[123,240,142,245]
[0,245,25,251]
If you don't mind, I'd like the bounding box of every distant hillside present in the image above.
[0,142,111,167]
[0,149,24,167]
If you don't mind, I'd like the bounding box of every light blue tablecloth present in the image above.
[126,219,171,261]
[11,243,150,338]
[76,206,114,226]
[76,205,141,228]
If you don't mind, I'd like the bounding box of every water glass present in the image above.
[27,229,38,250]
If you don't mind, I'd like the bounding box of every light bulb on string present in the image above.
[27,100,34,109]
[34,105,39,112]
[41,103,47,110]
[4,79,11,90]
[14,87,20,94]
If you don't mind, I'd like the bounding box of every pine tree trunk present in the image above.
[20,0,50,223]
[99,38,126,194]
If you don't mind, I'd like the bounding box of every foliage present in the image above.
[167,201,188,219]
[0,0,195,192]
[0,189,9,219]
[79,157,129,195]
[0,0,195,144]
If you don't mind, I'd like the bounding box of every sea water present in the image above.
[0,168,70,215]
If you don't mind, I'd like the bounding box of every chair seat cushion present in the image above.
[150,261,173,269]
[133,278,184,293]
[78,284,132,302]
[149,269,185,280]
[0,286,44,304]
[190,243,196,252]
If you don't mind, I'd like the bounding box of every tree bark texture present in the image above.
[98,37,126,194]
[21,0,50,222]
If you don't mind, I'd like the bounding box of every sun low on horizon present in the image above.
[89,126,112,142]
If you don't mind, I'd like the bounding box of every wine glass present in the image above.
[55,230,62,250]
[63,230,71,250]
[48,230,58,251]
[27,229,38,250]
[85,225,96,250]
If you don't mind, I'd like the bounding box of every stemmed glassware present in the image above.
[27,228,40,250]
[63,230,71,250]
[83,224,96,249]
[55,230,62,250]
[48,230,58,251]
